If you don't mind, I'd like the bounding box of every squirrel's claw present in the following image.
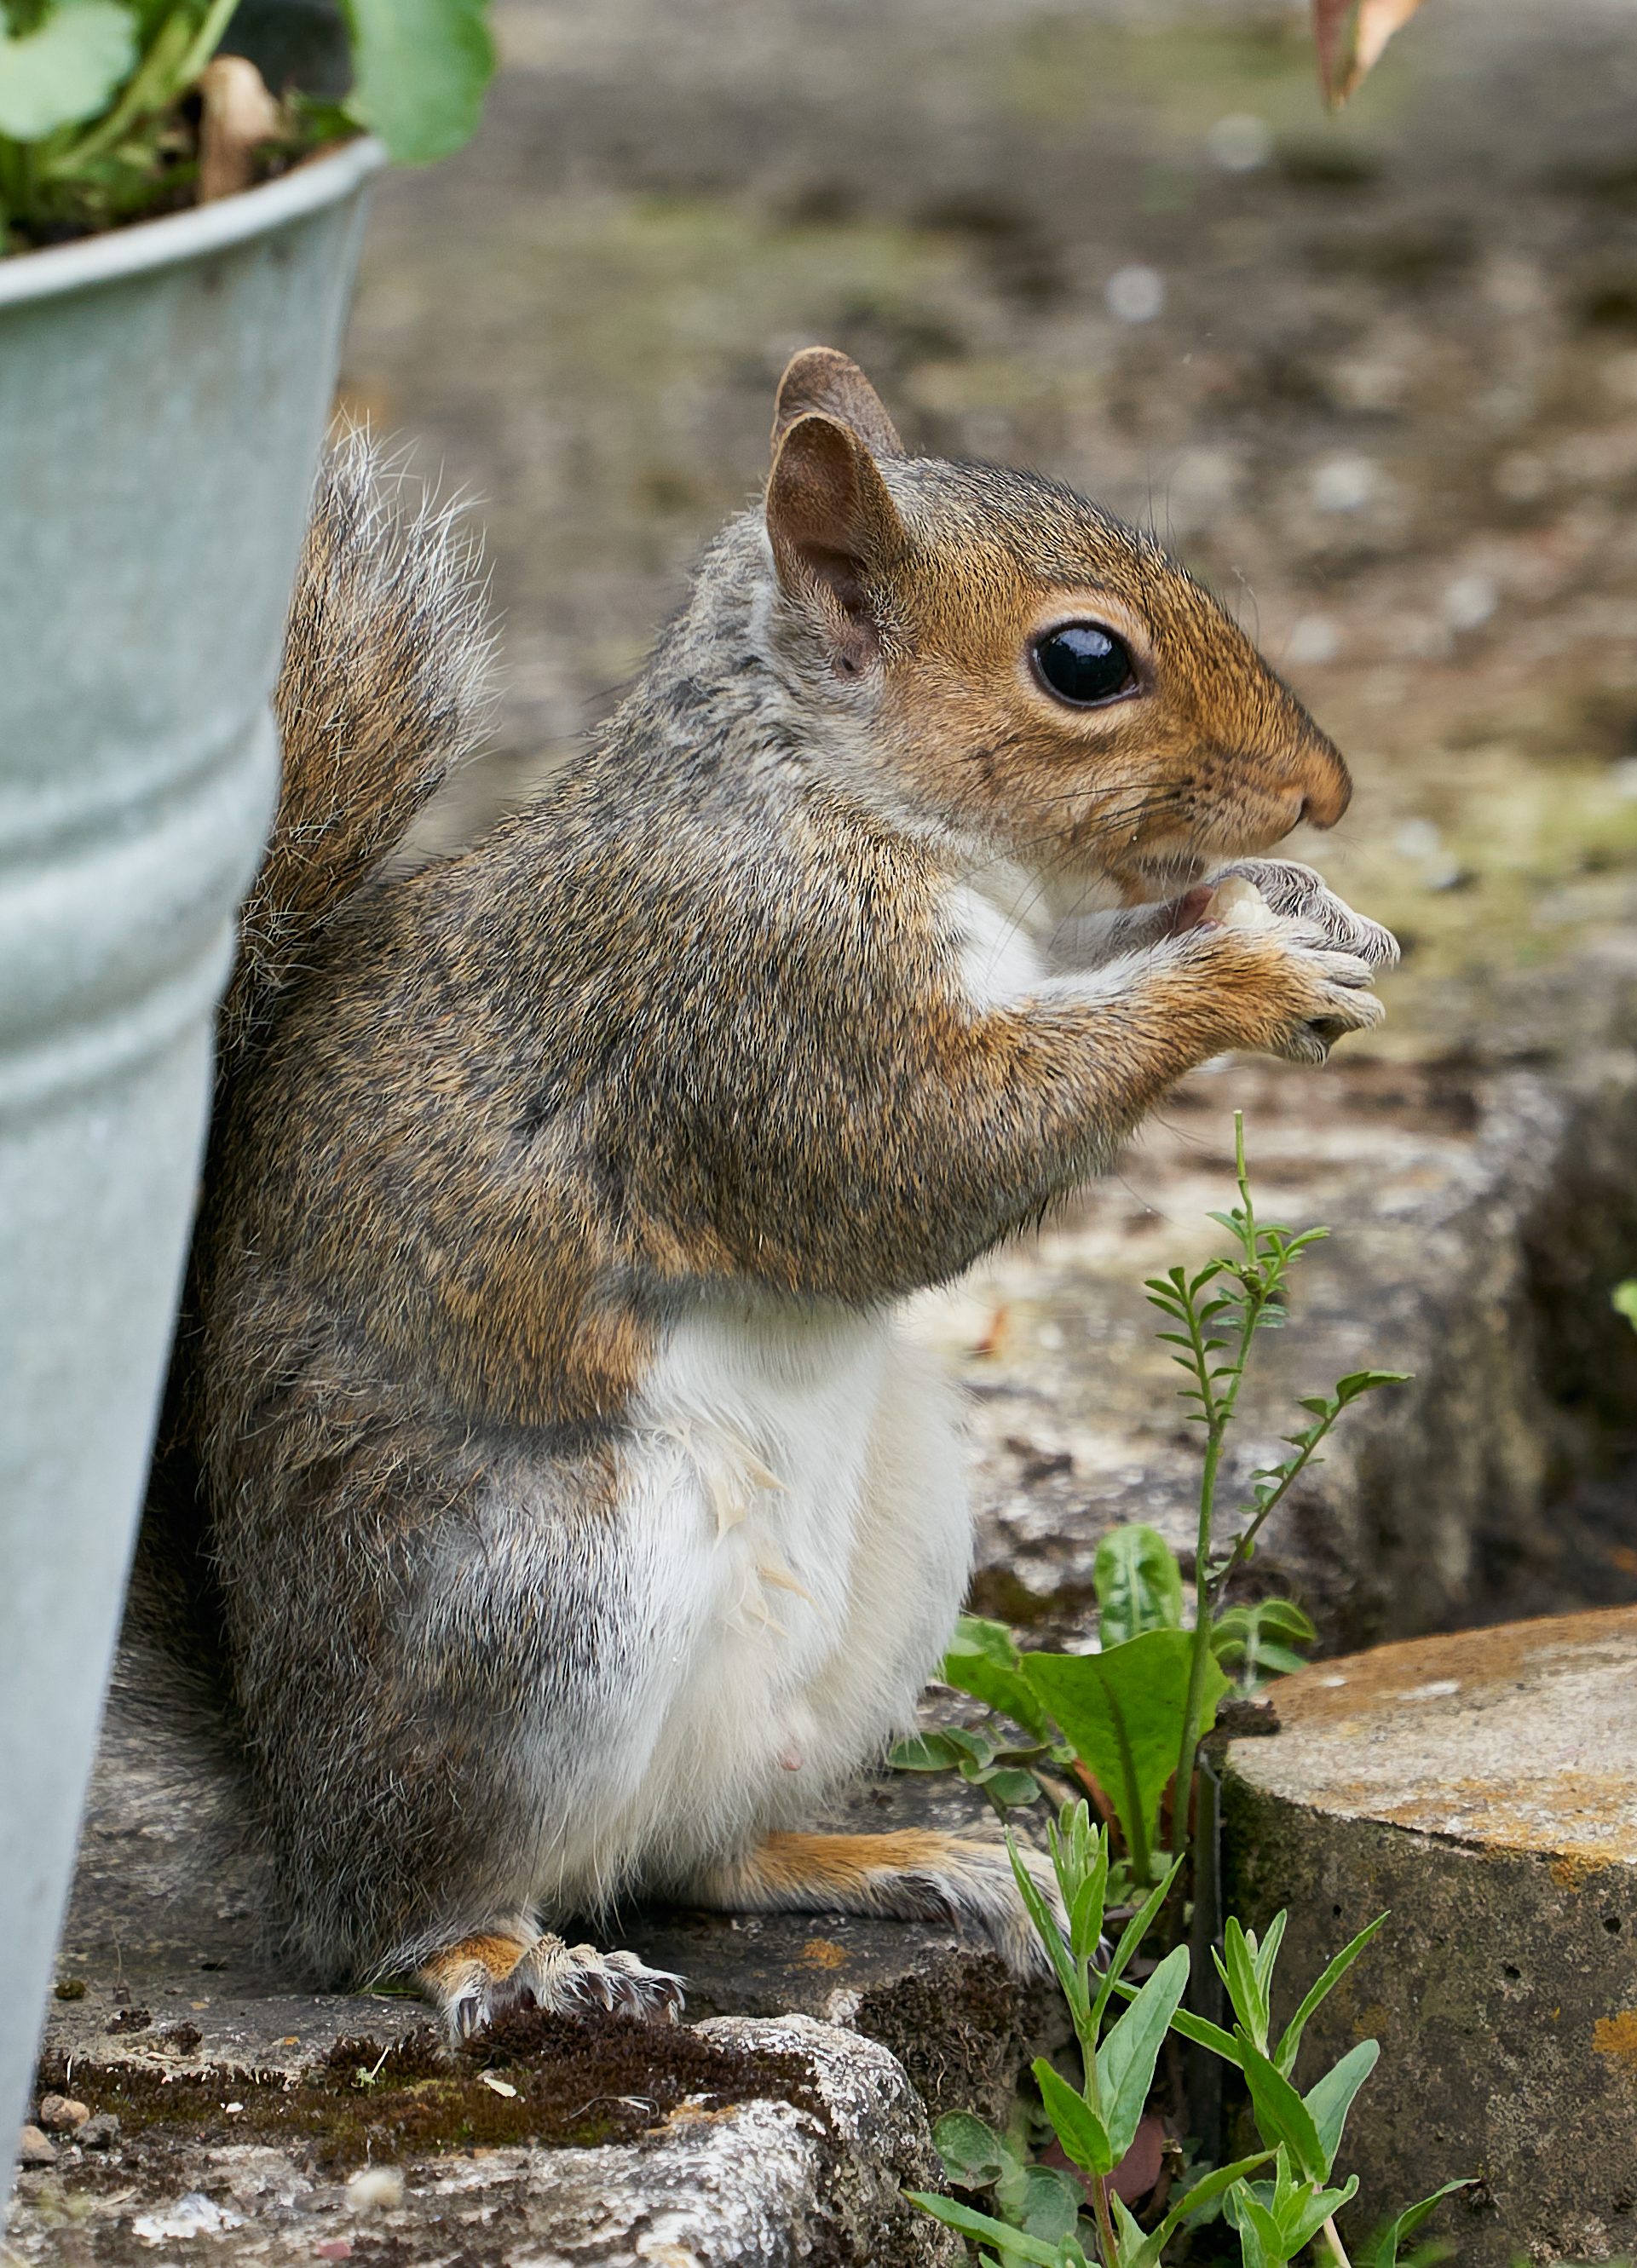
[423,1932,686,2041]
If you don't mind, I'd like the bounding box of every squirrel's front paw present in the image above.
[1209,859,1399,970]
[1182,919,1386,1065]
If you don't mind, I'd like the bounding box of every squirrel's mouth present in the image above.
[1133,852,1207,891]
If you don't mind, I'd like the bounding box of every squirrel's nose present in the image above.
[1292,734,1352,831]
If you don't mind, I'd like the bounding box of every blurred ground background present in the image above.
[337,0,1637,1640]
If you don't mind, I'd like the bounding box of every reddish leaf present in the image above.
[1041,2110,1168,2209]
[1312,0,1429,108]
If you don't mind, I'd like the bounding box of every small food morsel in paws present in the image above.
[1204,875,1279,930]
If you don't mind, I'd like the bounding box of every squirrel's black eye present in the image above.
[1032,623,1136,707]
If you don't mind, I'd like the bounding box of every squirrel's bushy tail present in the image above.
[121,435,495,1741]
[221,428,497,1061]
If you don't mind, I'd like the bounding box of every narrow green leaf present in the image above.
[1334,1368,1411,1402]
[341,0,494,164]
[1281,2176,1358,2256]
[1275,1913,1389,2075]
[1252,1910,1288,2000]
[904,2192,1066,2265]
[1221,1916,1267,2046]
[0,0,137,140]
[1359,2179,1476,2267]
[1096,1942,1190,2162]
[1303,2036,1380,2173]
[1239,2035,1329,2181]
[1235,2192,1286,2268]
[1092,1853,1182,2031]
[1109,1975,1243,2064]
[1034,2058,1114,2176]
[1007,1834,1082,2018]
[1149,2152,1278,2261]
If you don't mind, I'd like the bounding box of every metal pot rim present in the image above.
[0,135,385,311]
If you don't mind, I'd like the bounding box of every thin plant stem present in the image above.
[1324,2213,1353,2266]
[1092,2173,1121,2268]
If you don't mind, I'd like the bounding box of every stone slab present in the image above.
[1222,1608,1637,2267]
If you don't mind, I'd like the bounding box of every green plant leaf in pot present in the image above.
[340,0,492,163]
[0,0,138,141]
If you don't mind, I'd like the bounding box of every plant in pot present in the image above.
[0,0,493,2162]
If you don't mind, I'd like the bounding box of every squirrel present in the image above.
[140,348,1395,2040]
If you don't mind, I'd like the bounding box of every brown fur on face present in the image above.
[763,354,1348,894]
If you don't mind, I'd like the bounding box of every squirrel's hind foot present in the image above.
[419,1931,686,2041]
[690,1828,1064,1983]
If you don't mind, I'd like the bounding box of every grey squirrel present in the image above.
[144,348,1394,2037]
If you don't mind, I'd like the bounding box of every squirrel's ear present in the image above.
[765,411,906,671]
[771,347,903,458]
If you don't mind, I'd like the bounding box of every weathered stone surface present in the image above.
[5,2015,957,2265]
[1221,1607,1637,2267]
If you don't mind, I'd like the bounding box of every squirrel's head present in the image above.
[760,348,1349,896]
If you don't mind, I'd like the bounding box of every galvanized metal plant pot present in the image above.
[0,137,383,2156]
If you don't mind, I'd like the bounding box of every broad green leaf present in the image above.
[891,1732,960,1771]
[1095,1524,1184,1647]
[1023,1630,1230,1866]
[1239,2036,1328,2182]
[977,1766,1046,1808]
[342,0,493,164]
[1096,1942,1190,2162]
[1275,1913,1389,2075]
[942,1615,1055,1741]
[1017,2165,1082,2243]
[1304,2037,1380,2173]
[1359,2179,1475,2266]
[1033,2058,1113,2176]
[933,2110,1007,2185]
[904,2191,1069,2265]
[0,0,136,140]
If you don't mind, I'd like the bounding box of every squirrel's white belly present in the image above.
[525,1295,971,1909]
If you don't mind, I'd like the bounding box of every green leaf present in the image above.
[1094,1524,1184,1648]
[933,2111,1008,2186]
[1141,2152,1278,2267]
[1239,2035,1329,2181]
[942,1615,1055,1742]
[1274,1914,1389,2075]
[1023,1630,1230,1869]
[1016,2165,1083,2243]
[904,2191,1069,2265]
[978,1766,1047,1808]
[891,1732,960,1771]
[1219,1916,1269,2047]
[1279,2176,1358,2256]
[1358,2179,1475,2267]
[0,0,137,141]
[1006,1833,1084,2021]
[1252,1910,1288,2002]
[341,0,493,164]
[1033,2058,1114,2176]
[1109,1974,1242,2064]
[1303,2037,1380,2173]
[1613,1281,1637,1333]
[1096,1943,1190,2162]
[1334,1368,1411,1402]
[1234,2191,1288,2268]
[1092,1853,1182,2032]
